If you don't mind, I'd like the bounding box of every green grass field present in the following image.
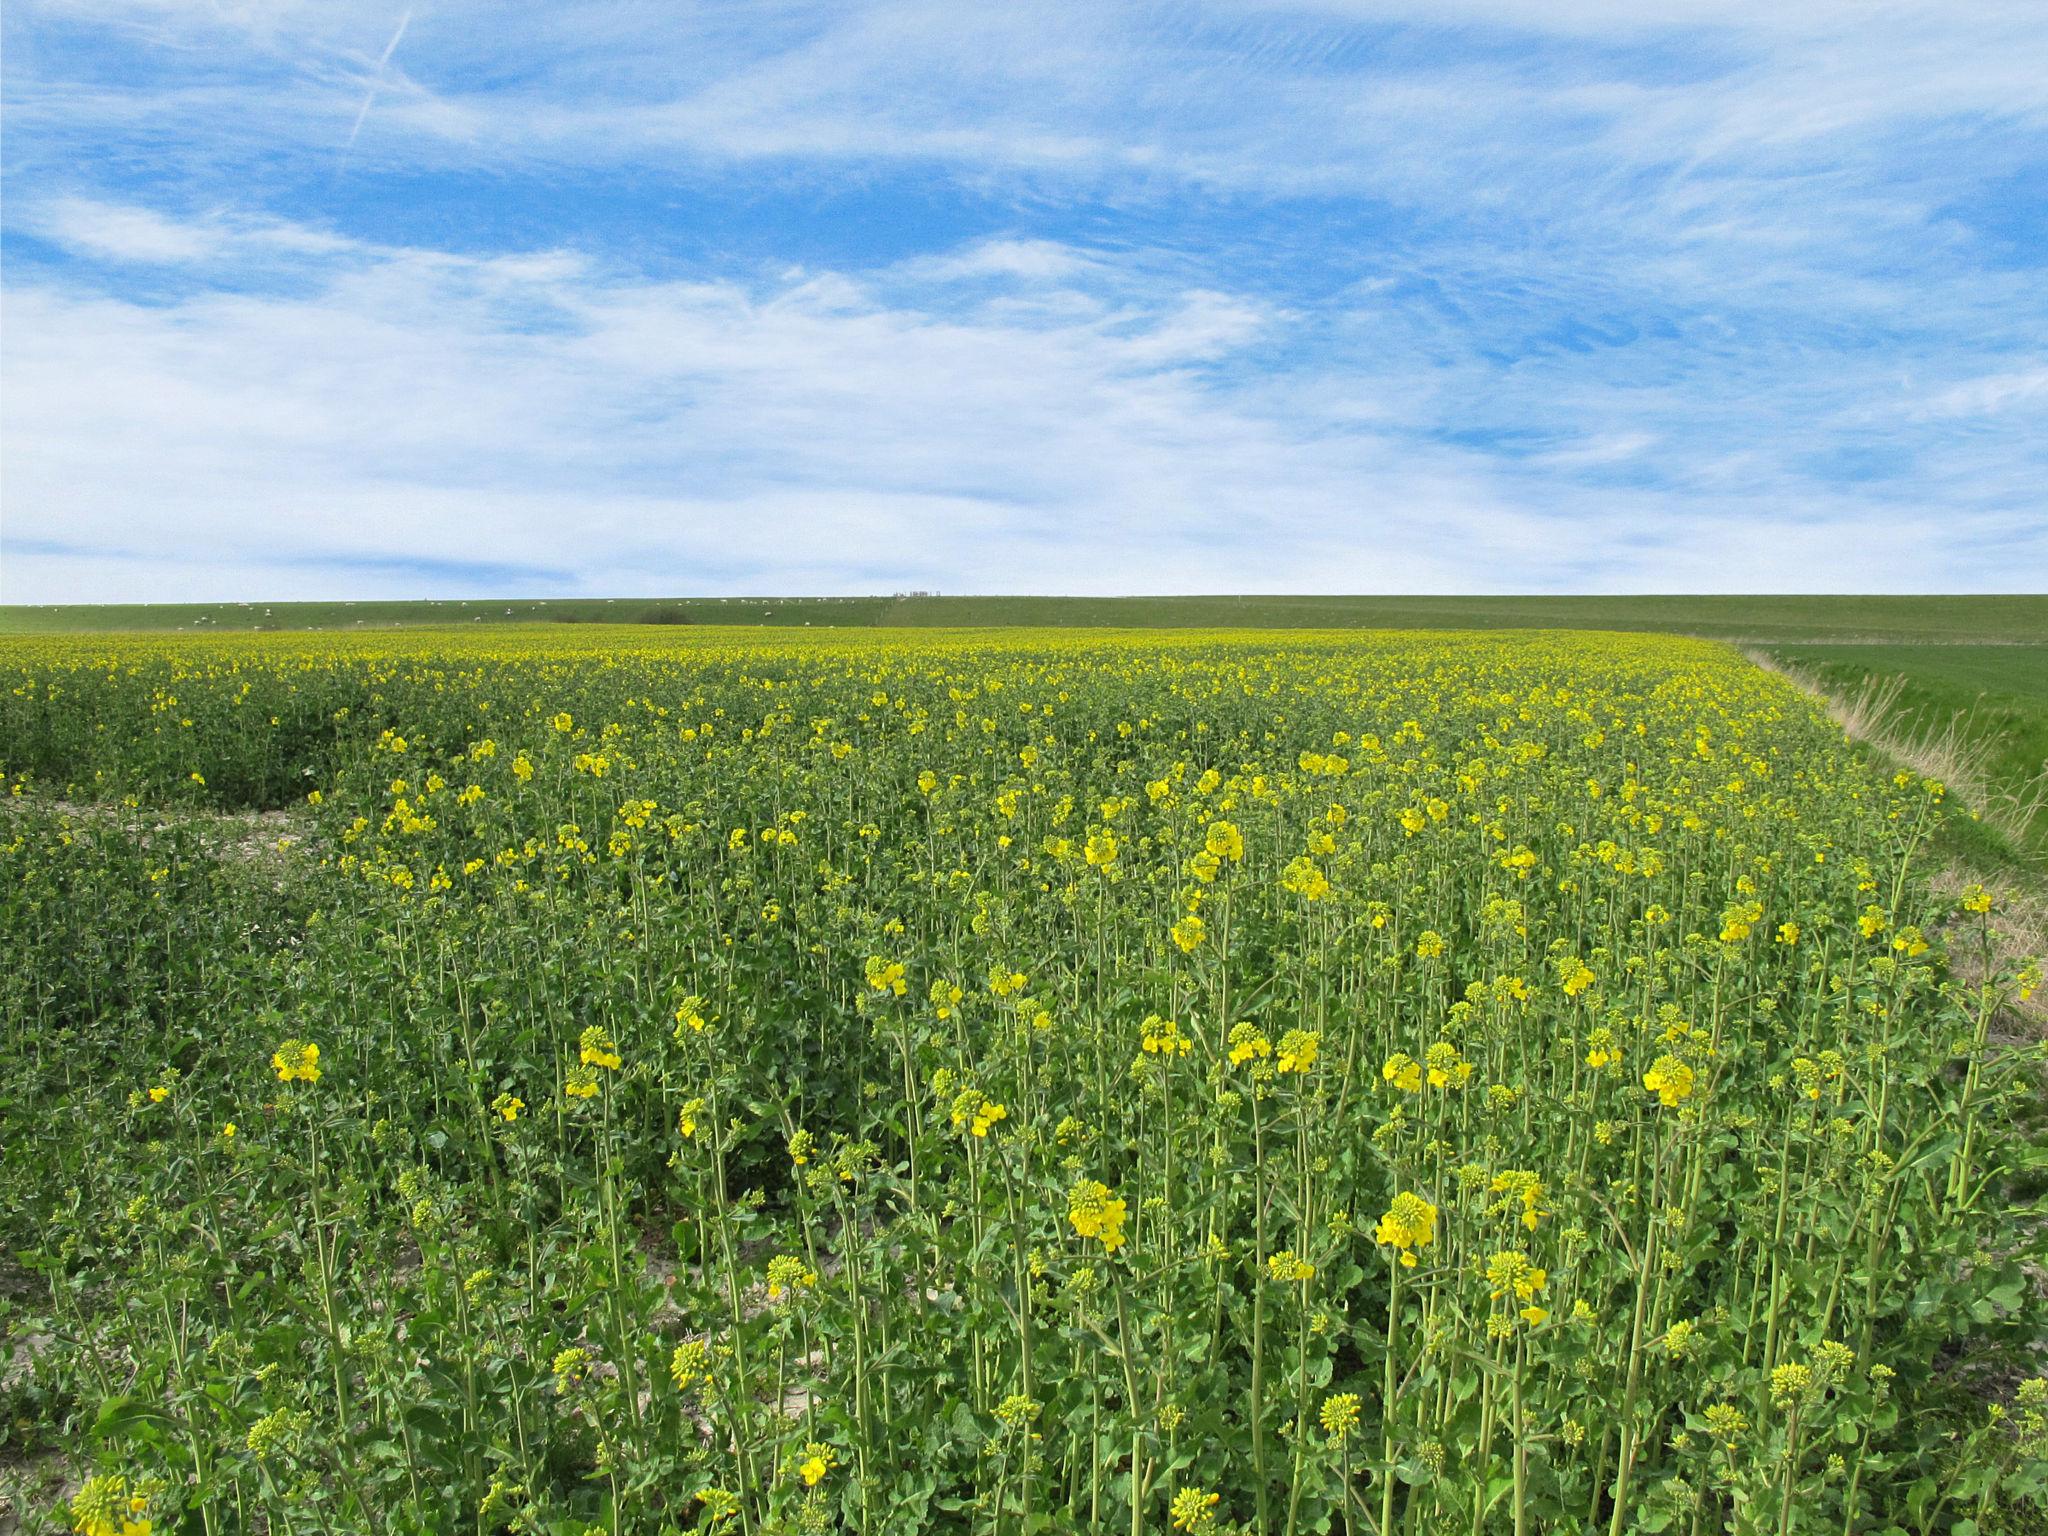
[1767,642,2048,872]
[5,592,2047,643]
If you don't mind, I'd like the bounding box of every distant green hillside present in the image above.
[4,592,2044,642]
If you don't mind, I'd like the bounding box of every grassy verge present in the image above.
[1757,643,2048,1041]
[1763,644,2048,876]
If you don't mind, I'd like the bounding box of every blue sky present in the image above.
[3,1,2045,601]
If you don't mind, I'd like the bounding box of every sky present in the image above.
[3,1,2046,602]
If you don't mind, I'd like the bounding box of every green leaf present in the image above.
[92,1395,177,1441]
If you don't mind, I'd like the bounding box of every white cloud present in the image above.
[1531,433,1656,469]
[893,239,1099,285]
[5,203,2040,601]
[40,196,222,262]
[4,1,2045,598]
[1923,367,2048,419]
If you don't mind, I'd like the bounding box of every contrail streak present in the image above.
[344,9,412,152]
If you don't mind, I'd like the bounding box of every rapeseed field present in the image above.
[3,627,2044,1535]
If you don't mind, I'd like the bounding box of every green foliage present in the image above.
[2,627,2046,1535]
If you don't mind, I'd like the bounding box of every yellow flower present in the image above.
[671,1339,711,1392]
[1718,899,1763,943]
[1770,1363,1814,1408]
[564,1065,600,1099]
[1486,1249,1547,1303]
[1228,1023,1272,1066]
[1268,1250,1315,1283]
[1643,1054,1696,1107]
[695,1487,741,1523]
[996,1392,1042,1429]
[1426,1041,1472,1089]
[578,1026,621,1071]
[491,1093,524,1123]
[1170,914,1206,953]
[1319,1392,1362,1440]
[1381,1053,1422,1094]
[1375,1191,1439,1267]
[1170,1487,1221,1533]
[794,1442,837,1485]
[1280,856,1330,900]
[1068,1178,1129,1253]
[1140,1016,1192,1056]
[1204,821,1245,862]
[1490,1170,1548,1230]
[971,1101,1008,1137]
[949,1086,1008,1136]
[865,956,909,996]
[70,1475,152,1536]
[1704,1403,1749,1445]
[1276,1029,1319,1074]
[678,1097,706,1139]
[766,1254,818,1301]
[271,1040,321,1084]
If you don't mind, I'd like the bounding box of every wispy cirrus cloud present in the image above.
[1921,368,2048,420]
[38,195,220,262]
[2,1,2044,599]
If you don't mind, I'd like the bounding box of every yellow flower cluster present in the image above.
[1068,1178,1129,1253]
[69,1476,153,1536]
[270,1040,320,1084]
[1643,1054,1696,1108]
[1486,1249,1550,1326]
[1376,1192,1439,1267]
